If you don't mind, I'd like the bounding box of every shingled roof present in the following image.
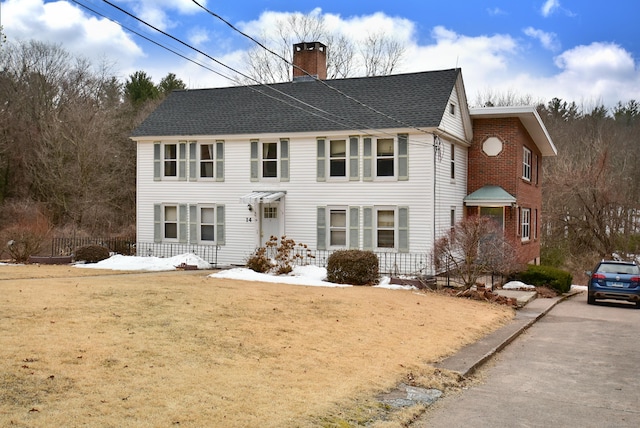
[131,68,461,137]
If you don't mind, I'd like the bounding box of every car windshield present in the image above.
[597,263,640,275]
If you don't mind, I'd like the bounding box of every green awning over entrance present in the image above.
[464,185,516,207]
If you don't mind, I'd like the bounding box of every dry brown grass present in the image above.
[0,265,514,427]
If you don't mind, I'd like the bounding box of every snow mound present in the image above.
[503,280,535,290]
[74,253,212,271]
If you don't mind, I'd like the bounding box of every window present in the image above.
[263,206,278,219]
[376,138,395,177]
[481,207,504,230]
[535,154,540,185]
[329,209,347,246]
[521,208,531,241]
[262,142,278,178]
[164,205,178,240]
[199,206,216,242]
[200,144,214,178]
[251,140,288,181]
[523,147,532,181]
[377,209,395,248]
[164,144,177,177]
[329,140,347,177]
[450,143,456,180]
[450,207,456,229]
[449,103,456,115]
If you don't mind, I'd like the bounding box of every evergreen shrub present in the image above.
[326,250,379,286]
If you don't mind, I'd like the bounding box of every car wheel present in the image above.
[587,294,596,305]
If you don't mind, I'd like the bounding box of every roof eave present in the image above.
[469,106,558,157]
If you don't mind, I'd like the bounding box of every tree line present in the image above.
[1,34,639,270]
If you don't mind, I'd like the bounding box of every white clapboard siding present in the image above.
[136,128,464,266]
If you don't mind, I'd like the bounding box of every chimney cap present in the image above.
[294,41,327,52]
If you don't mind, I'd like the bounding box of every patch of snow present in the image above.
[571,284,587,291]
[74,253,212,271]
[503,280,536,290]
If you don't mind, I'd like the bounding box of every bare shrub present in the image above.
[1,200,52,263]
[433,216,520,289]
[246,236,314,274]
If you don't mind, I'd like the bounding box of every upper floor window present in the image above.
[449,103,456,115]
[262,142,278,178]
[329,140,347,177]
[376,138,395,177]
[450,143,456,180]
[200,144,214,178]
[523,147,532,181]
[317,137,359,181]
[155,141,224,181]
[164,143,177,177]
[251,139,289,182]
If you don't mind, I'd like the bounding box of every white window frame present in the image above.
[328,139,348,179]
[328,207,348,248]
[523,147,532,181]
[521,208,531,242]
[261,141,279,179]
[198,143,215,179]
[198,204,217,243]
[163,204,179,241]
[163,143,178,178]
[375,207,396,249]
[450,143,456,180]
[375,138,396,179]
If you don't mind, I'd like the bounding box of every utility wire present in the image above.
[190,0,437,137]
[89,0,435,146]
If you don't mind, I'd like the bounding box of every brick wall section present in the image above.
[469,118,543,265]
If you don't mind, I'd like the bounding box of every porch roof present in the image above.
[240,191,286,204]
[464,185,516,207]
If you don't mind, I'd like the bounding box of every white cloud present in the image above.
[487,7,507,16]
[3,3,638,108]
[541,0,560,17]
[3,0,144,75]
[524,27,560,51]
[118,0,207,31]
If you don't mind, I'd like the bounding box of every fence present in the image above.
[51,237,136,257]
[53,237,438,276]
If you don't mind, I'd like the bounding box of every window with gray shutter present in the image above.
[398,134,408,181]
[317,138,326,182]
[363,137,372,181]
[349,137,359,181]
[317,207,326,250]
[250,140,259,181]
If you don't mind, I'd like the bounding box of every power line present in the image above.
[190,0,437,137]
[87,0,436,146]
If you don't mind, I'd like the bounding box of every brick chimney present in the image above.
[292,42,327,81]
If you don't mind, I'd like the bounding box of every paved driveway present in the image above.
[415,293,640,427]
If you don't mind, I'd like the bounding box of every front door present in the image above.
[261,202,281,244]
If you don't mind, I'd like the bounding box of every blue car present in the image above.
[587,260,640,308]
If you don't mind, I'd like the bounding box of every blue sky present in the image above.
[3,0,640,108]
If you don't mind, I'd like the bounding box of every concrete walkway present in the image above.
[434,289,583,378]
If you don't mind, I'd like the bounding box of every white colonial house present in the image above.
[130,42,556,273]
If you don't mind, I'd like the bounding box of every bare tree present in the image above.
[0,40,137,234]
[241,12,405,83]
[433,216,519,289]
